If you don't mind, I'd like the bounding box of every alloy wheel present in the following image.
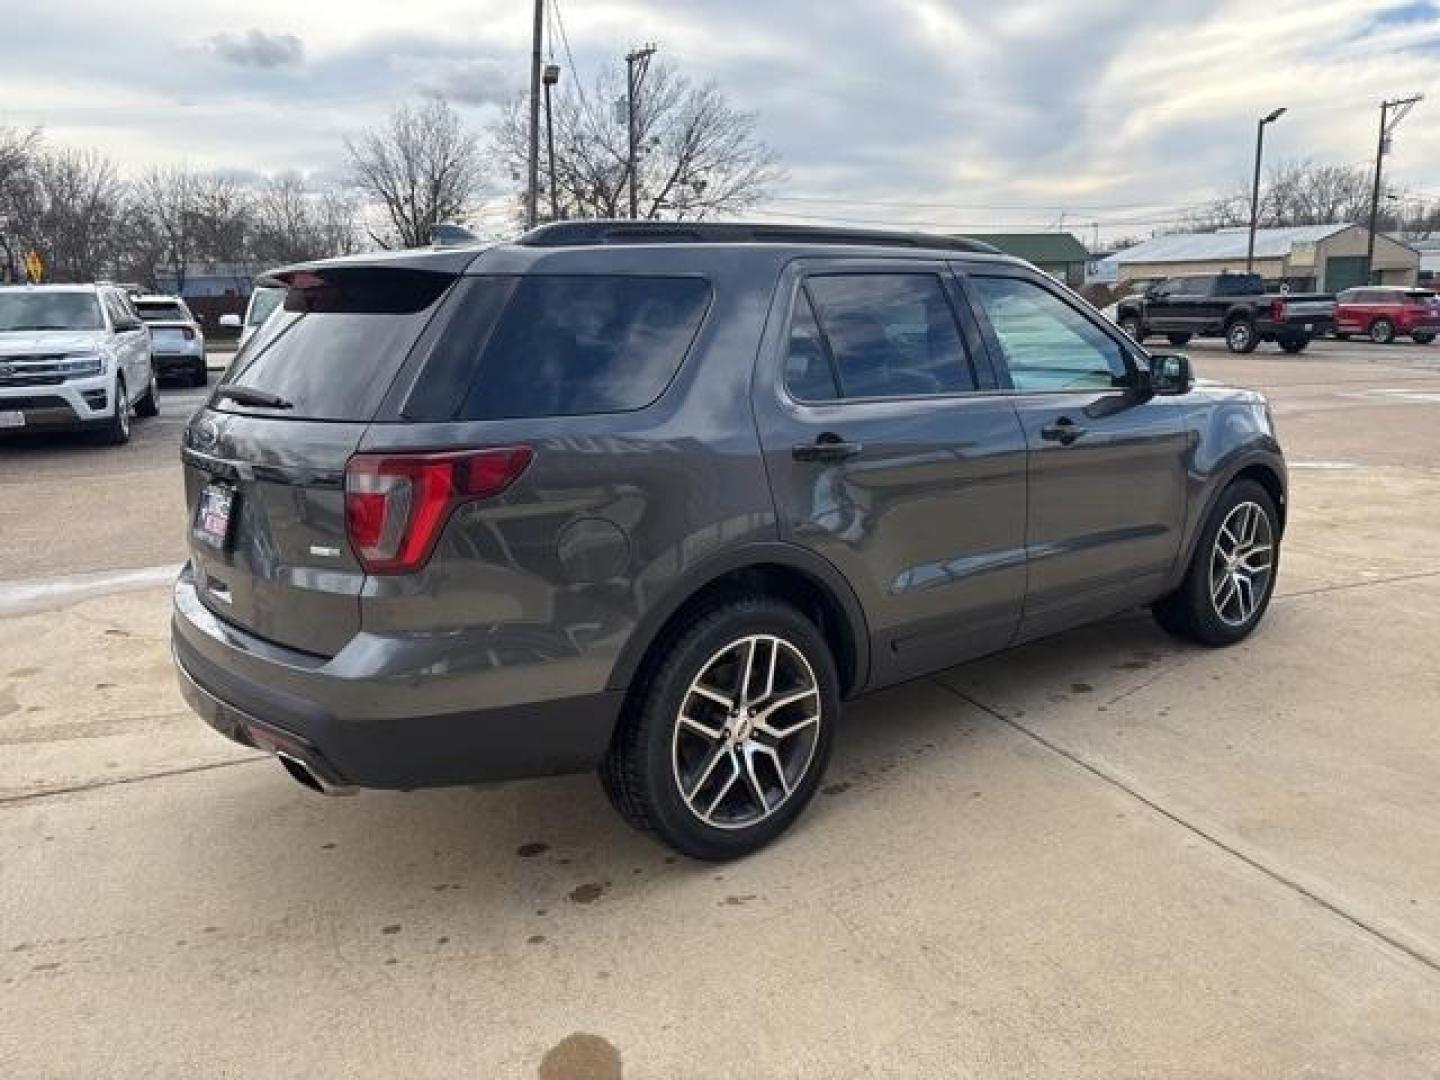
[1227,322,1253,351]
[1209,501,1274,627]
[671,634,822,830]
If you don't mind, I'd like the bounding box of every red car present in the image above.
[1334,287,1440,344]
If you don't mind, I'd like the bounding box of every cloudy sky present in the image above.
[3,0,1439,241]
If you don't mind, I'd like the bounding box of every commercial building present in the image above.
[1097,224,1418,292]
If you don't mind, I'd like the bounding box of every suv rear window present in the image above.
[404,275,711,421]
[217,267,455,421]
[136,301,187,322]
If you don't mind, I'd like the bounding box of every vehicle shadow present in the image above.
[178,608,1187,925]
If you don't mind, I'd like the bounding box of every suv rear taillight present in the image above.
[344,447,533,574]
[1269,300,1288,321]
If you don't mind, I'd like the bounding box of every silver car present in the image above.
[0,283,158,444]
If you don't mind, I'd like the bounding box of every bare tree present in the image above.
[0,126,42,281]
[134,166,199,293]
[251,174,360,265]
[6,146,127,282]
[495,61,783,223]
[1187,158,1403,234]
[345,98,484,248]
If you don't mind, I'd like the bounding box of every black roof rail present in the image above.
[517,220,1002,254]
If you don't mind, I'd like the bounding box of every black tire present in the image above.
[191,361,209,387]
[600,595,840,860]
[1225,318,1259,354]
[1279,334,1310,354]
[1152,479,1280,646]
[1119,315,1145,342]
[1166,332,1192,346]
[135,370,160,417]
[1370,318,1395,345]
[97,376,131,446]
[1333,332,1351,341]
[1412,332,1435,345]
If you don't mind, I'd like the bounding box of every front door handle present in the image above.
[792,432,863,463]
[1040,417,1086,445]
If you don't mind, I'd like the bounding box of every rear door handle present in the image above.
[1040,417,1086,445]
[792,433,863,463]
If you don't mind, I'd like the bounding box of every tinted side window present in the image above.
[419,275,710,422]
[783,290,841,402]
[971,276,1129,392]
[804,274,974,398]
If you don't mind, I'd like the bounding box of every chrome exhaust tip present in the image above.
[276,751,356,797]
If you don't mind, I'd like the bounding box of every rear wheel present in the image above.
[1153,479,1279,646]
[1167,332,1192,346]
[1279,334,1310,354]
[1119,315,1145,342]
[600,595,839,860]
[1412,332,1435,345]
[1225,318,1259,354]
[1370,318,1395,344]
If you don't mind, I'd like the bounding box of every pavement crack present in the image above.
[1276,567,1440,602]
[931,678,1440,979]
[0,755,270,807]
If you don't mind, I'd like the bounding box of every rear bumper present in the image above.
[1258,316,1334,338]
[171,567,625,789]
[154,352,205,376]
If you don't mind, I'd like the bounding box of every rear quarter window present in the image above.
[405,275,711,422]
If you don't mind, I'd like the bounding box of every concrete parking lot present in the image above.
[2,339,1439,1077]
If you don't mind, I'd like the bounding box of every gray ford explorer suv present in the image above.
[172,221,1287,859]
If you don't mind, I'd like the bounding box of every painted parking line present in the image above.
[1289,461,1362,470]
[1362,388,1440,404]
[0,563,181,617]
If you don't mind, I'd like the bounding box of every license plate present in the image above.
[0,411,23,429]
[195,483,237,549]
[1304,323,1314,332]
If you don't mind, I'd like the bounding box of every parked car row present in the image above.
[1103,274,1438,350]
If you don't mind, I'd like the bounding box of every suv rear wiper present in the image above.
[215,384,294,410]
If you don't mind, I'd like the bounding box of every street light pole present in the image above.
[625,44,657,220]
[1246,107,1286,274]
[526,0,544,230]
[543,64,561,222]
[1366,95,1423,285]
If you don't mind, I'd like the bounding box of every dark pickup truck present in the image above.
[1116,272,1335,354]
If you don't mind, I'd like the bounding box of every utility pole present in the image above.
[1366,94,1423,284]
[625,44,657,220]
[526,0,544,230]
[1247,107,1286,273]
[543,63,561,221]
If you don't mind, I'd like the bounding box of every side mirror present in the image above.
[1147,352,1192,396]
[219,313,242,330]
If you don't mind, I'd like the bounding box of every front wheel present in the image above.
[135,369,160,418]
[1412,332,1435,345]
[1370,318,1395,345]
[1153,479,1279,646]
[97,375,132,446]
[1225,319,1259,353]
[1279,334,1310,354]
[600,596,839,860]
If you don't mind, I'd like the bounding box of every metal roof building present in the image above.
[960,233,1090,286]
[1100,224,1418,292]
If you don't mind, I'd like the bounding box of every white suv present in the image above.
[0,284,158,445]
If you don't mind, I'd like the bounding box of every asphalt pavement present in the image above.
[2,338,1439,1078]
